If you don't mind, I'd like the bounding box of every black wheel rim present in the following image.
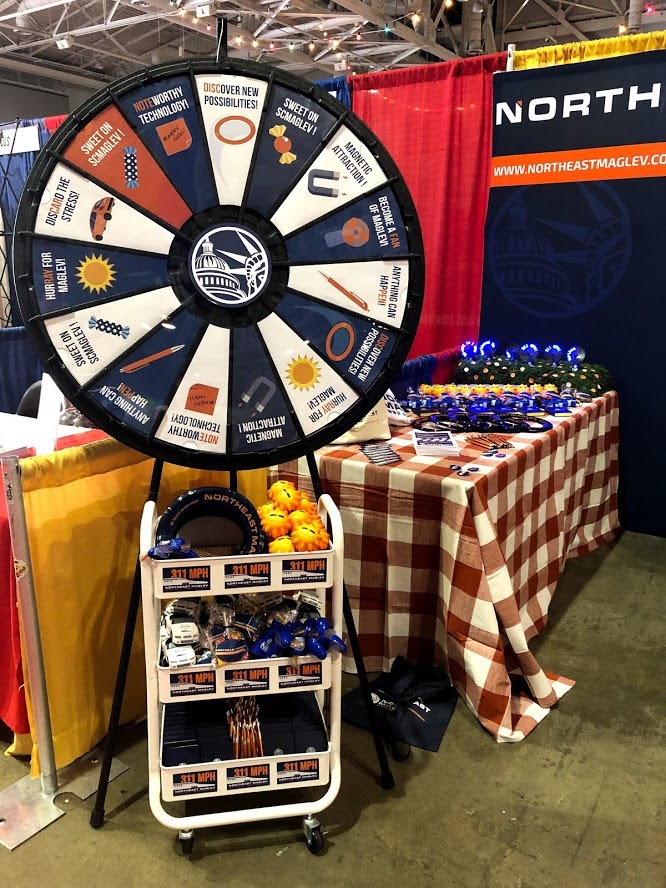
[14,59,424,471]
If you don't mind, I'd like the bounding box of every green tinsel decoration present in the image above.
[453,357,613,395]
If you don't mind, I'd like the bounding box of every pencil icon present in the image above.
[120,344,185,373]
[318,271,368,311]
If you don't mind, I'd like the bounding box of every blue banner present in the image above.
[480,51,666,537]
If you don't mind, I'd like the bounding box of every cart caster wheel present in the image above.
[305,826,324,854]
[389,740,411,762]
[179,830,194,856]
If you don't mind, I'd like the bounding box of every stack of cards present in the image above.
[361,443,402,465]
[412,430,461,457]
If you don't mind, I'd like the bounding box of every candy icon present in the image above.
[269,124,297,164]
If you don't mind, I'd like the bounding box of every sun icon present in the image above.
[76,254,116,294]
[285,355,321,391]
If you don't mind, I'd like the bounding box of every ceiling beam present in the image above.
[533,0,588,40]
[504,9,666,40]
[0,52,109,86]
[322,0,456,59]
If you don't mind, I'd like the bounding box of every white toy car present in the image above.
[166,646,196,668]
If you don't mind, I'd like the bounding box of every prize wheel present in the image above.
[14,60,424,471]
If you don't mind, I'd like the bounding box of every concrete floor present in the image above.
[1,531,664,888]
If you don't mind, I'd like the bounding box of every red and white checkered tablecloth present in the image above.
[278,393,619,742]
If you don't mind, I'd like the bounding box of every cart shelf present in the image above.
[158,654,333,703]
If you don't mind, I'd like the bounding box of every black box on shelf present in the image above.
[163,739,201,767]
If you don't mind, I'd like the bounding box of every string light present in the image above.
[289,41,295,50]
[332,38,340,49]
[268,40,275,51]
[411,11,421,25]
[206,23,211,30]
[618,22,627,32]
[384,23,392,33]
[445,0,454,8]
[645,3,655,12]
[309,40,315,50]
[192,16,198,23]
[252,38,258,47]
[235,35,243,45]
[356,32,362,40]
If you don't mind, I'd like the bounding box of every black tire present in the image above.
[305,826,324,854]
[180,836,194,855]
[156,485,265,554]
[103,212,113,220]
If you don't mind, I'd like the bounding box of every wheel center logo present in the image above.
[189,225,271,307]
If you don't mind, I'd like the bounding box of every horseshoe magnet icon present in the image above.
[239,376,277,413]
[308,169,341,198]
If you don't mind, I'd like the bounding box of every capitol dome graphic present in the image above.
[189,225,271,307]
[193,238,243,300]
[492,200,577,317]
[488,184,631,319]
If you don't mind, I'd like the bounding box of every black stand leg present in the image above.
[90,459,164,829]
[305,453,395,790]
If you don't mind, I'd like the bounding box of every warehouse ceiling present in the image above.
[0,0,664,90]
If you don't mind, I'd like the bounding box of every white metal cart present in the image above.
[139,493,344,855]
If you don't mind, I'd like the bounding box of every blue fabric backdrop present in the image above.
[314,76,351,108]
[0,117,53,325]
[0,117,53,411]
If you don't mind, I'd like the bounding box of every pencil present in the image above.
[318,271,369,311]
[120,344,185,374]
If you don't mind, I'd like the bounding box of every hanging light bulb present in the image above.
[192,16,198,23]
[206,23,211,30]
[411,11,421,25]
[332,38,340,49]
[309,40,315,50]
[252,38,258,47]
[235,34,243,45]
[618,22,627,32]
[289,41,294,50]
[445,0,454,7]
[384,23,392,33]
[356,32,362,40]
[269,40,275,51]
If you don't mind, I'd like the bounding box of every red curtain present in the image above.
[351,54,506,359]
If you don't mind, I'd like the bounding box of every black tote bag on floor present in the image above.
[341,657,458,752]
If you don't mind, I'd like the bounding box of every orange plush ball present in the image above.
[291,521,330,552]
[268,480,302,513]
[289,508,312,530]
[269,535,295,554]
[299,492,318,516]
[260,508,292,539]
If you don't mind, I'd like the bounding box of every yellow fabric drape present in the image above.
[17,437,266,776]
[514,31,666,69]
